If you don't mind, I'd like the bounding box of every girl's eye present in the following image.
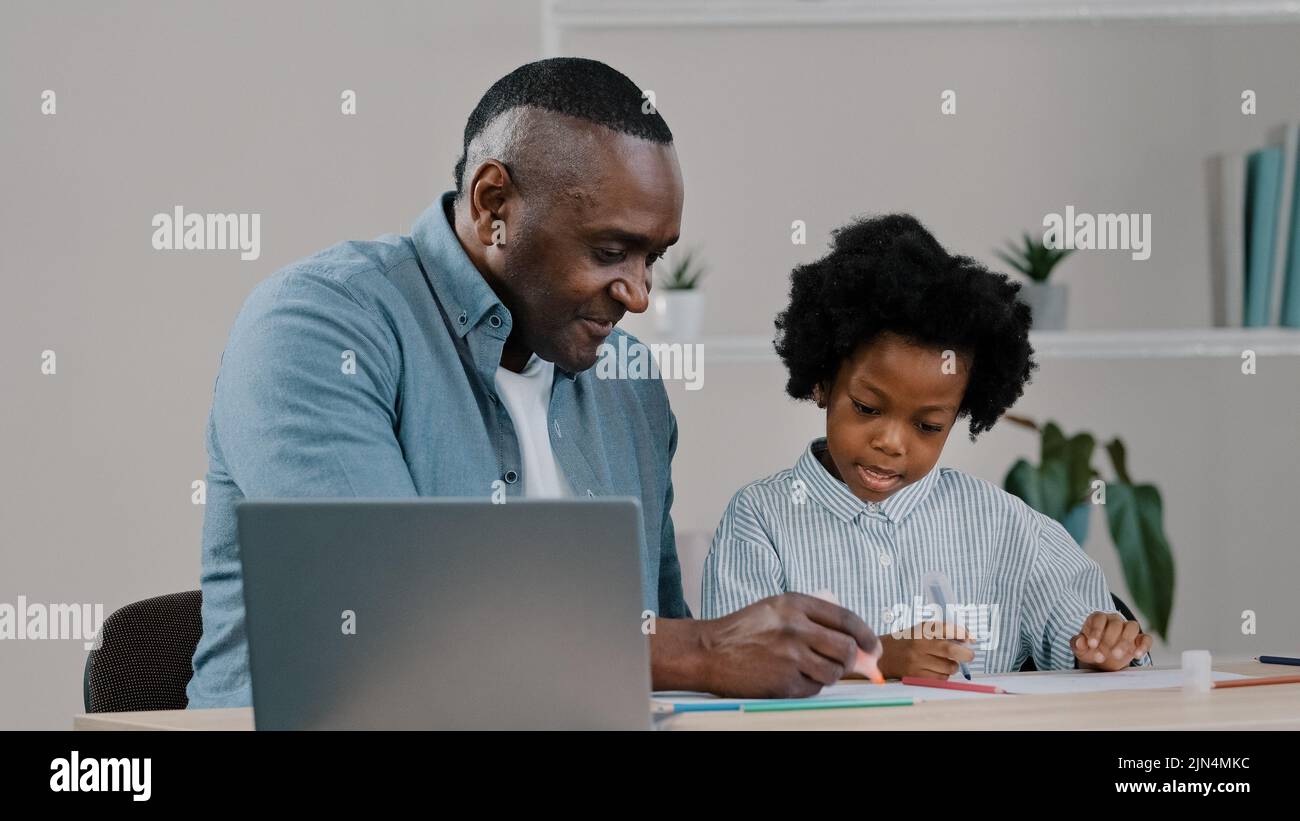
[919,423,944,433]
[853,402,879,416]
[594,248,627,264]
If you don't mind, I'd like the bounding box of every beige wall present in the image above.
[2,3,1297,728]
[577,21,1300,656]
[0,0,542,730]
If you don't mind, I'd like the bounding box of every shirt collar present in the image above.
[793,438,941,525]
[410,192,577,381]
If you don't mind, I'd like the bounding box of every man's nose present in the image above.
[610,268,651,315]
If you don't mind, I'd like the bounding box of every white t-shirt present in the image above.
[494,354,573,498]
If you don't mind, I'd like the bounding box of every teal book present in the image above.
[1282,128,1300,328]
[1244,146,1284,327]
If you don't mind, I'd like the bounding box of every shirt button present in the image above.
[504,470,518,484]
[457,312,467,325]
[878,553,893,568]
[867,501,881,513]
[488,314,502,328]
[881,608,894,623]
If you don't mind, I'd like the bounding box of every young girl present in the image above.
[701,214,1152,678]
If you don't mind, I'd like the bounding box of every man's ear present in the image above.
[464,159,514,249]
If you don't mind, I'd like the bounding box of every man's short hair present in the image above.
[453,57,673,197]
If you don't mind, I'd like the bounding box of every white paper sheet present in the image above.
[652,680,1000,706]
[970,668,1247,695]
[652,668,1253,707]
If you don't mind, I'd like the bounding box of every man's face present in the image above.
[820,332,970,503]
[494,126,683,373]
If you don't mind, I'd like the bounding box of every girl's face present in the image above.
[817,332,970,503]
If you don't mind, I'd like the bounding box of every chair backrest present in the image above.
[83,590,203,713]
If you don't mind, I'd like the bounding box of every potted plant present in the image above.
[996,233,1073,330]
[1002,415,1175,641]
[653,249,706,339]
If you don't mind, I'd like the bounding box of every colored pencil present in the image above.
[1213,674,1300,689]
[741,697,914,712]
[902,675,1006,694]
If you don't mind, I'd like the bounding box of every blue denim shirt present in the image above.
[186,193,688,709]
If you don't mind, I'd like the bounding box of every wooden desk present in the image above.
[73,661,1299,731]
[74,707,254,731]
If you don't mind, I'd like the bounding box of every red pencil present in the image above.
[1212,674,1300,689]
[901,676,1006,694]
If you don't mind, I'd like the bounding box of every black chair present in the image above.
[83,590,203,712]
[1018,593,1142,672]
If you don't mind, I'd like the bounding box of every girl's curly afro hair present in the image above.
[774,214,1036,440]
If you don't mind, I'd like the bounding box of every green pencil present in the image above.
[741,697,914,713]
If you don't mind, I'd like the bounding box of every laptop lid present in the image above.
[237,498,651,730]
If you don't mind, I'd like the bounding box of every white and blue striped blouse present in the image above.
[702,438,1150,673]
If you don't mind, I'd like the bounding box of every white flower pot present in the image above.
[652,289,705,339]
[1021,282,1069,331]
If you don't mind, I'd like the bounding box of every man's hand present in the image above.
[1072,611,1152,671]
[651,593,880,698]
[877,622,975,680]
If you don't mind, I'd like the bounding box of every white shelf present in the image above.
[547,0,1300,29]
[1030,328,1300,359]
[658,328,1300,363]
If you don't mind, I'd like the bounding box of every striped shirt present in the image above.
[702,438,1151,672]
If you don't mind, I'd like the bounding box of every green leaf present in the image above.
[1104,482,1175,640]
[1064,432,1097,506]
[660,249,706,290]
[999,231,1074,282]
[1004,459,1038,510]
[1039,460,1070,521]
[1041,421,1067,462]
[1005,458,1071,523]
[996,250,1030,276]
[1106,438,1133,485]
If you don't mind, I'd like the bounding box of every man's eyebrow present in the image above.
[850,379,956,414]
[587,228,678,249]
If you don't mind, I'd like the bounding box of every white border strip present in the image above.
[548,0,1300,32]
[668,329,1300,363]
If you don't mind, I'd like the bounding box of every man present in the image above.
[188,58,879,708]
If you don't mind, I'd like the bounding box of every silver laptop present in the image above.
[236,498,651,730]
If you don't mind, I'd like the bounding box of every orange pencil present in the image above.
[811,589,886,684]
[1212,674,1300,689]
[902,675,1006,694]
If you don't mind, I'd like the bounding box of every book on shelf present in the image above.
[1267,123,1299,327]
[1206,151,1245,327]
[1244,145,1283,327]
[1278,124,1300,328]
[1210,122,1300,328]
